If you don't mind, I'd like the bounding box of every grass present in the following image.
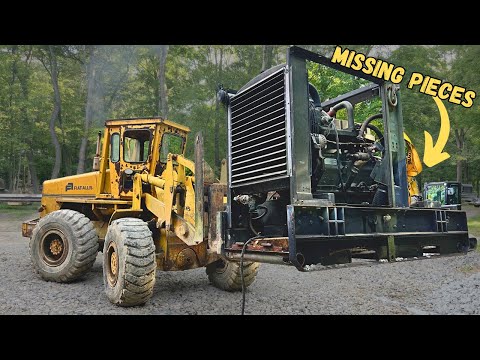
[458,264,480,273]
[0,203,39,217]
[467,214,480,253]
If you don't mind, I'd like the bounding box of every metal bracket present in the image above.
[286,205,306,271]
[387,235,396,261]
[193,132,204,245]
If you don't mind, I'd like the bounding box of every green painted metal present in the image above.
[287,52,313,202]
[387,235,396,261]
[381,84,409,207]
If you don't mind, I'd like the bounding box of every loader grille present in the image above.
[230,67,288,188]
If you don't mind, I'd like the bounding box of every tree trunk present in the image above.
[214,47,224,177]
[157,45,169,118]
[17,47,40,193]
[464,159,469,183]
[48,46,63,179]
[63,146,72,176]
[77,46,96,174]
[104,48,135,114]
[25,149,39,193]
[8,158,14,192]
[454,128,465,183]
[16,153,22,192]
[7,46,19,191]
[261,45,274,71]
[456,159,463,183]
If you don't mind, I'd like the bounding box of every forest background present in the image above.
[0,45,478,193]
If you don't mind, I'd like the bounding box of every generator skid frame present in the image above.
[221,46,475,270]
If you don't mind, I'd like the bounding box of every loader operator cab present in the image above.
[424,181,462,210]
[123,129,151,163]
[160,133,185,163]
[104,118,188,198]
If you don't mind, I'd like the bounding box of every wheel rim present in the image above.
[106,241,118,287]
[40,230,69,267]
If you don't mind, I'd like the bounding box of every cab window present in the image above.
[124,129,151,163]
[447,184,459,204]
[110,133,120,162]
[160,133,184,163]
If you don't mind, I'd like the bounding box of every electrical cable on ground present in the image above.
[240,235,263,315]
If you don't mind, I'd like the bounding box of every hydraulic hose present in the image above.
[357,113,383,140]
[328,101,355,130]
[365,123,385,149]
[365,123,383,141]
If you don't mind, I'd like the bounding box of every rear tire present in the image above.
[30,209,98,283]
[103,218,156,307]
[206,259,259,292]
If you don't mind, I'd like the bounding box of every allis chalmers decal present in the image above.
[65,183,93,192]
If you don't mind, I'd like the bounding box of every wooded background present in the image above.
[0,45,478,194]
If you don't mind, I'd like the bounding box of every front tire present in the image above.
[29,209,99,283]
[206,259,259,292]
[103,218,156,307]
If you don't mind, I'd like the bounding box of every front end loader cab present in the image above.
[424,181,462,210]
[100,118,189,199]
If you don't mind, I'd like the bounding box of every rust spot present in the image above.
[22,218,39,238]
[175,248,198,270]
[230,237,289,253]
[114,161,120,175]
[157,230,208,271]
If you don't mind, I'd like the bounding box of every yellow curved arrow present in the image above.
[423,96,451,167]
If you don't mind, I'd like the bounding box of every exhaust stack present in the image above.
[92,131,101,171]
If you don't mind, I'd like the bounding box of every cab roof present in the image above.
[105,117,190,133]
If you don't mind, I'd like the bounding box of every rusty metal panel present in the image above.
[157,228,209,271]
[22,218,39,238]
[208,184,226,241]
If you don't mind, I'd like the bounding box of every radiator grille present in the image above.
[230,68,288,187]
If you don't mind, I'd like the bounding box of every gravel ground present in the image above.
[1,208,479,315]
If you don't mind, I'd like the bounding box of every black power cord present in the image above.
[240,235,263,315]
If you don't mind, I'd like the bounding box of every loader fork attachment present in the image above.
[194,132,204,244]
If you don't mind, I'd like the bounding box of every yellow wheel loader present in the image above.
[23,118,256,306]
[404,133,423,205]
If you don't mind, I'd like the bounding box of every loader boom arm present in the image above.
[132,133,205,246]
